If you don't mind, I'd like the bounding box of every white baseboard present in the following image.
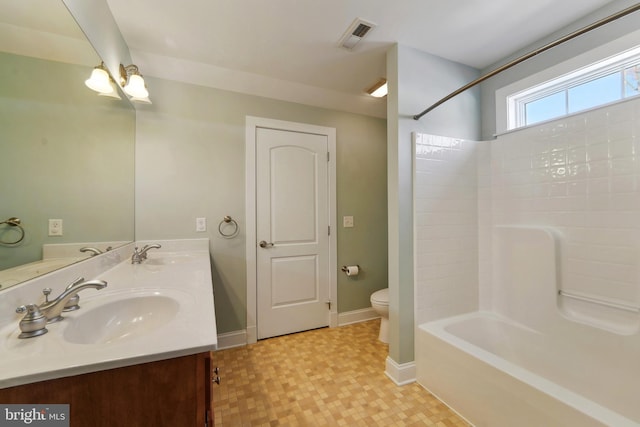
[338,307,379,326]
[330,311,339,327]
[216,330,247,350]
[385,356,416,386]
[246,325,257,344]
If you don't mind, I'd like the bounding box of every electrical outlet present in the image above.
[49,219,63,236]
[196,217,207,232]
[343,216,354,228]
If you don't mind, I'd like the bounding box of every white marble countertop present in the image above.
[0,239,217,389]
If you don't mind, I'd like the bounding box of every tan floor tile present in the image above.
[213,320,468,426]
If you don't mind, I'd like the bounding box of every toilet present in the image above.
[370,288,389,343]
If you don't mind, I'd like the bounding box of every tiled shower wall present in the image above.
[414,133,478,325]
[415,97,640,326]
[481,98,640,312]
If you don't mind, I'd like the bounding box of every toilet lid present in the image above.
[371,288,389,305]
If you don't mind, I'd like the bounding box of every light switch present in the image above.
[196,217,207,232]
[343,216,354,228]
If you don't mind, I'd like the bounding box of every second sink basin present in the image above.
[63,291,181,345]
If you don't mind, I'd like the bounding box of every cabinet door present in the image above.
[0,352,212,427]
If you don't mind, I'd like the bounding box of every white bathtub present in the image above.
[417,311,640,426]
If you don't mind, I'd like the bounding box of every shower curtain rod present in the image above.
[413,3,640,121]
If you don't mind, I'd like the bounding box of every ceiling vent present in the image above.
[338,18,376,50]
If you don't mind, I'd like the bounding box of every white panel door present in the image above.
[256,127,330,339]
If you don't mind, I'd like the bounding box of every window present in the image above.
[507,47,640,129]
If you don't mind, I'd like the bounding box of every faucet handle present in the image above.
[15,304,48,339]
[16,304,45,321]
[42,288,52,303]
[131,247,141,264]
[16,304,33,315]
[64,294,81,312]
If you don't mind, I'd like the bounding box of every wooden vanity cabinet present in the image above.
[0,351,216,427]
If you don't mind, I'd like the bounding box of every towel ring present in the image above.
[0,217,25,245]
[218,216,239,239]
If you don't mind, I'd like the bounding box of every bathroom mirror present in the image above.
[0,0,135,289]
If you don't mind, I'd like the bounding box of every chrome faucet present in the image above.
[15,277,107,338]
[131,244,162,264]
[80,246,112,256]
[80,247,102,256]
[38,277,108,323]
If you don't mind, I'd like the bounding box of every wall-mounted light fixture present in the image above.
[120,64,151,103]
[85,62,120,99]
[366,78,388,98]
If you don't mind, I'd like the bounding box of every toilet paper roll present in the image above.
[345,265,359,276]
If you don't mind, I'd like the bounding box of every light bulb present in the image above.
[85,67,113,94]
[124,74,149,98]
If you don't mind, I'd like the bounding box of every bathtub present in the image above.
[416,311,640,427]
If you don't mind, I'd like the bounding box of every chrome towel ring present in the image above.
[218,216,239,239]
[0,217,25,245]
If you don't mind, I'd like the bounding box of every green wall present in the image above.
[0,52,135,272]
[135,77,388,334]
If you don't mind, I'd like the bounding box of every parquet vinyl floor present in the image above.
[213,319,469,426]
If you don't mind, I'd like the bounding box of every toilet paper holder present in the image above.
[341,265,360,276]
[341,265,359,272]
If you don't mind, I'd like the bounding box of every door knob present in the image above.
[259,240,274,248]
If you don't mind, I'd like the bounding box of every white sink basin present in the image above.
[63,292,181,345]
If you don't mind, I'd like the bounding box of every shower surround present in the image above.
[414,97,640,426]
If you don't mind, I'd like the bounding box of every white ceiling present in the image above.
[105,0,619,117]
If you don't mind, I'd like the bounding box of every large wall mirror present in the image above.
[0,0,135,290]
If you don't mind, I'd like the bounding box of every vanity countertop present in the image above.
[0,239,217,389]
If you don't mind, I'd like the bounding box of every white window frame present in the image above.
[495,30,640,135]
[507,47,640,129]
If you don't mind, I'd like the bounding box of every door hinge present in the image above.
[326,300,331,310]
[327,152,330,162]
[328,225,331,236]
